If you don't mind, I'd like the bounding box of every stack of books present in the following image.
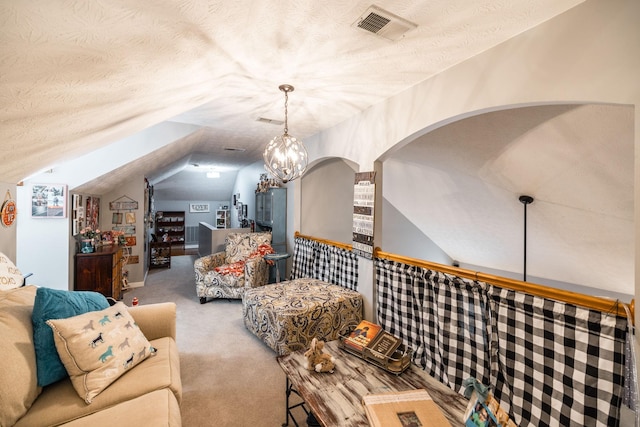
[340,320,411,374]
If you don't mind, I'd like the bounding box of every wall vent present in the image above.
[353,5,417,41]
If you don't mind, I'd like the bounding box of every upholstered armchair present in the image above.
[194,232,273,303]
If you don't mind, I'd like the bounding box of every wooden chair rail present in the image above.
[292,232,634,324]
[375,249,634,324]
[294,231,353,252]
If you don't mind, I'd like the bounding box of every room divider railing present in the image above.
[290,232,357,290]
[290,232,636,426]
[374,249,635,427]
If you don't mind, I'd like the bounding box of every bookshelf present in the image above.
[155,211,185,250]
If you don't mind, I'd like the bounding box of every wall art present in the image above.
[31,184,67,218]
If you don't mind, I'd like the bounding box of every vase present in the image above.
[81,239,94,253]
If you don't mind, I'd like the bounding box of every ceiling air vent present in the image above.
[353,5,417,41]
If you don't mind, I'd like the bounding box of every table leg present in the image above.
[283,377,309,427]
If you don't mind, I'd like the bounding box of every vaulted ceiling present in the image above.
[1,0,585,200]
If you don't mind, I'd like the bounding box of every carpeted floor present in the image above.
[123,255,306,426]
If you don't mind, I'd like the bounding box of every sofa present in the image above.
[194,231,273,303]
[0,285,182,427]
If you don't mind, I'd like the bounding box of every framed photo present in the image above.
[85,196,100,230]
[112,212,123,224]
[125,212,136,224]
[72,194,81,210]
[189,203,210,213]
[125,236,137,246]
[237,202,243,221]
[242,204,248,218]
[31,184,67,218]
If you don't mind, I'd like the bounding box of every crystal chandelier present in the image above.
[263,84,308,183]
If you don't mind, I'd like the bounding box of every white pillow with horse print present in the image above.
[46,302,156,403]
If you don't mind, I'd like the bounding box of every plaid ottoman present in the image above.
[242,278,363,355]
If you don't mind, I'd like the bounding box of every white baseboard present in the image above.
[124,280,144,289]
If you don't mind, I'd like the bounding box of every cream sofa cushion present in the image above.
[14,336,181,427]
[0,286,41,427]
[59,389,181,427]
[47,302,156,403]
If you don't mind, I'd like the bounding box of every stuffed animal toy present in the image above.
[304,338,335,373]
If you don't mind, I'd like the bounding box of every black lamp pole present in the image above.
[519,195,534,282]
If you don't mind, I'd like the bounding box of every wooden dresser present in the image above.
[74,245,124,300]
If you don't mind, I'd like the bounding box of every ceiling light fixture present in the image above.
[263,84,308,183]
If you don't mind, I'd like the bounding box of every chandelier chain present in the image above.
[283,90,288,134]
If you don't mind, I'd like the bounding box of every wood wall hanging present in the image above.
[109,195,138,211]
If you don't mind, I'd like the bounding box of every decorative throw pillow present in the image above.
[0,252,23,291]
[32,287,109,387]
[47,302,156,403]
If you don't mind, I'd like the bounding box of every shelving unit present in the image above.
[149,241,171,268]
[155,211,185,250]
[216,209,229,229]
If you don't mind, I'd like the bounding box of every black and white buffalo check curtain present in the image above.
[290,235,358,290]
[375,257,630,427]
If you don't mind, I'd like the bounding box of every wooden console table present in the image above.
[74,245,124,300]
[277,340,468,427]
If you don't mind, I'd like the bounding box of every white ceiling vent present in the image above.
[353,5,417,41]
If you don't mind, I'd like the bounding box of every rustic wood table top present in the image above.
[277,340,468,427]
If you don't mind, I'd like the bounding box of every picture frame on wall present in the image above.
[112,212,123,224]
[85,196,100,230]
[189,203,210,213]
[125,212,136,224]
[31,184,67,218]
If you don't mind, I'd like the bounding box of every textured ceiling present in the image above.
[0,0,584,200]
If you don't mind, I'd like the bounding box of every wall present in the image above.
[229,162,266,229]
[154,200,229,228]
[300,158,356,244]
[380,198,451,266]
[17,179,73,290]
[100,175,147,285]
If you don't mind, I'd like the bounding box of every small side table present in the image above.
[263,253,291,283]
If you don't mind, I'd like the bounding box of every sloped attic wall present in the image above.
[383,103,633,299]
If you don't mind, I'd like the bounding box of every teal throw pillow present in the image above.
[31,287,109,387]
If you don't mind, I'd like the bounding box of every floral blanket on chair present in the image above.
[214,244,275,277]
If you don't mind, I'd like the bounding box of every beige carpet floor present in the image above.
[123,255,307,426]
